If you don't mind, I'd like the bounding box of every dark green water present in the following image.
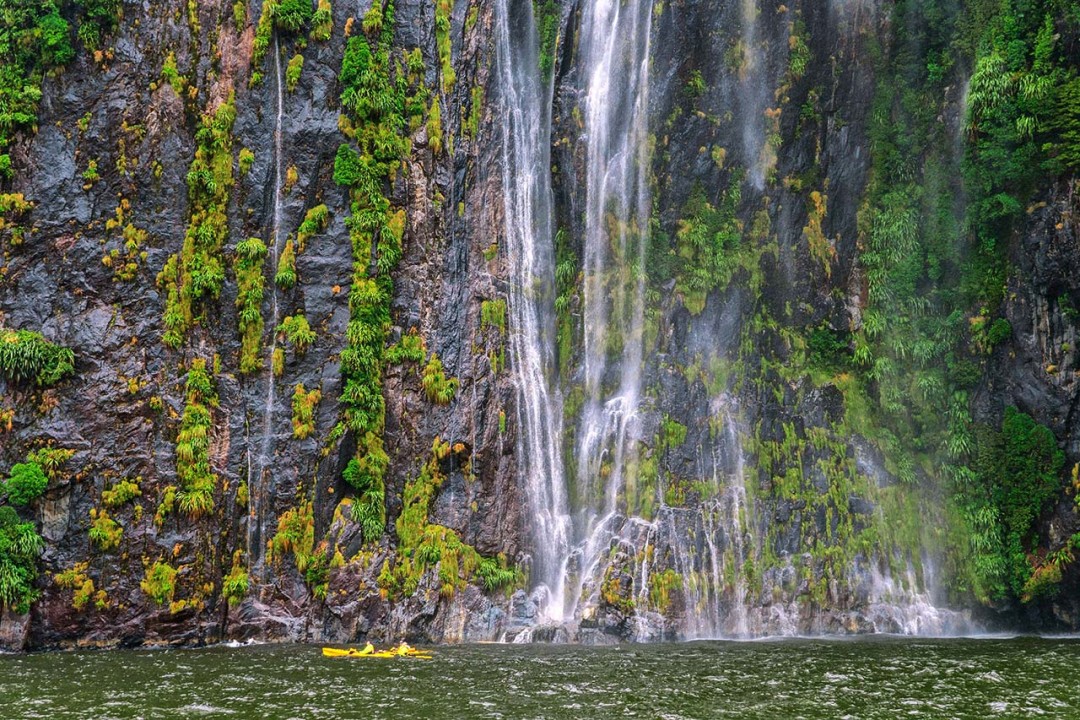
[2,637,1079,719]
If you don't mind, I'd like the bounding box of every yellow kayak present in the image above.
[322,647,432,659]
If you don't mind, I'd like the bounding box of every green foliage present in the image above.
[235,237,267,374]
[158,96,237,348]
[0,2,75,179]
[278,314,315,353]
[476,555,518,593]
[75,0,121,49]
[3,462,47,506]
[291,383,321,440]
[385,328,425,364]
[222,550,248,607]
[381,439,519,599]
[534,0,559,80]
[0,507,43,613]
[331,2,412,511]
[991,408,1064,595]
[310,0,333,41]
[421,353,458,405]
[296,204,329,251]
[685,70,705,100]
[672,179,744,315]
[275,0,313,32]
[344,453,386,543]
[238,147,255,175]
[270,501,329,597]
[434,0,454,93]
[101,478,141,507]
[0,328,75,386]
[274,238,297,289]
[232,1,247,32]
[286,53,303,92]
[480,299,507,334]
[88,508,122,551]
[174,359,218,519]
[141,559,177,605]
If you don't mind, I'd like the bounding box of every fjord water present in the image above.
[2,639,1079,718]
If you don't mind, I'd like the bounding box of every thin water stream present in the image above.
[248,33,287,580]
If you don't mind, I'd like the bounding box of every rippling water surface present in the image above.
[2,637,1079,719]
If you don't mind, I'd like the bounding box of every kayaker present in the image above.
[396,641,413,656]
[359,642,374,656]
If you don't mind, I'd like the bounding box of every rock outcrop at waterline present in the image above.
[0,0,1077,649]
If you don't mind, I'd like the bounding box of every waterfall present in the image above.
[248,33,287,579]
[494,0,572,619]
[568,0,654,620]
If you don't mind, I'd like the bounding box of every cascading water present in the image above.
[494,0,973,640]
[739,0,770,189]
[248,33,287,580]
[567,0,654,620]
[493,0,571,618]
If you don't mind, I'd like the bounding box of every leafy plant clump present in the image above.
[3,462,47,506]
[0,328,75,386]
[0,506,44,613]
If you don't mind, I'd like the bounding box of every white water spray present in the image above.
[494,0,572,620]
[248,33,287,579]
[567,0,654,621]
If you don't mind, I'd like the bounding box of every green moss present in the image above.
[534,0,559,80]
[383,439,521,599]
[435,0,455,93]
[385,328,425,364]
[480,299,507,335]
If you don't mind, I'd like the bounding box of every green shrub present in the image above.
[310,0,332,41]
[88,508,122,550]
[275,238,297,289]
[274,0,313,32]
[291,383,321,440]
[4,462,47,506]
[296,204,329,251]
[174,359,218,519]
[422,354,458,405]
[286,53,303,92]
[278,314,315,353]
[235,237,268,374]
[141,559,177,605]
[222,551,248,607]
[0,328,75,386]
[0,508,43,613]
[102,478,141,507]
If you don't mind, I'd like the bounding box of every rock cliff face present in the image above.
[0,0,1077,649]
